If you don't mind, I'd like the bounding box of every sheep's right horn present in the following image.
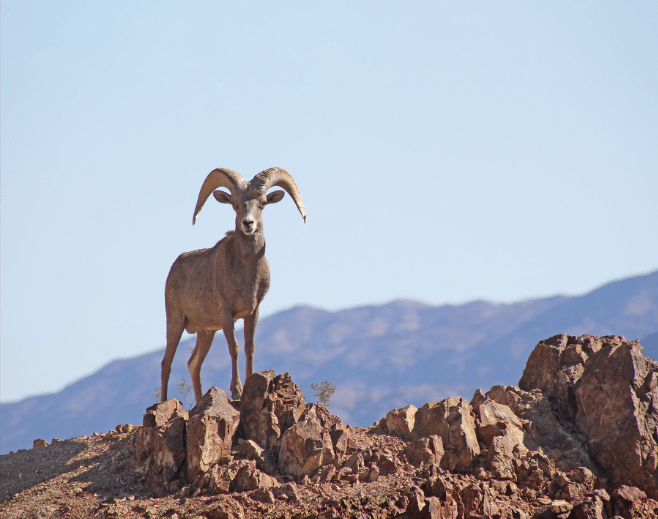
[192,168,247,225]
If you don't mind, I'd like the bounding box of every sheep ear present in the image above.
[267,190,285,204]
[213,190,232,204]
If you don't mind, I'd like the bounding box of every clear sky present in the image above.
[1,1,657,404]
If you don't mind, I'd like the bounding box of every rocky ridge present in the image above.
[2,334,658,518]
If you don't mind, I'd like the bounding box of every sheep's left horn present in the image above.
[192,168,247,225]
[250,167,307,223]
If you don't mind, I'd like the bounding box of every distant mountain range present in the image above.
[2,270,657,454]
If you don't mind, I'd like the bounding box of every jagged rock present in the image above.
[472,398,527,480]
[575,339,658,500]
[372,450,400,476]
[273,482,301,502]
[278,404,337,477]
[424,475,462,519]
[231,460,276,492]
[237,439,277,474]
[612,485,658,519]
[143,398,188,428]
[520,334,658,498]
[520,334,614,420]
[186,387,240,484]
[571,493,607,519]
[251,487,276,504]
[134,398,188,491]
[342,452,365,472]
[404,435,444,467]
[385,405,418,440]
[311,463,337,483]
[413,397,480,472]
[240,371,306,451]
[485,384,596,472]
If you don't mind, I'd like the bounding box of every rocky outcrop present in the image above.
[186,387,240,484]
[134,371,348,496]
[134,398,188,494]
[278,403,346,477]
[126,335,658,517]
[520,334,658,498]
[240,370,307,451]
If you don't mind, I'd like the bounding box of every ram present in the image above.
[160,167,306,402]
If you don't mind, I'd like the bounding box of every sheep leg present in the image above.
[222,322,244,400]
[188,330,216,403]
[243,306,259,380]
[161,316,186,402]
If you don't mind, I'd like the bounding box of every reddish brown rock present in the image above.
[372,451,399,476]
[143,398,187,428]
[612,485,658,519]
[385,405,418,441]
[237,439,277,474]
[135,400,188,492]
[240,371,306,451]
[413,397,480,472]
[186,387,240,484]
[575,340,658,499]
[472,397,528,479]
[278,405,336,477]
[231,460,276,492]
[404,435,444,467]
[519,334,618,421]
[486,385,596,472]
[518,334,658,498]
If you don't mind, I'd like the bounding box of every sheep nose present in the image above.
[243,218,254,227]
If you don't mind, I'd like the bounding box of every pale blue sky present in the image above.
[1,1,657,403]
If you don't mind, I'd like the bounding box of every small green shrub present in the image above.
[310,381,337,406]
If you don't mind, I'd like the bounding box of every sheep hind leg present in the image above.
[188,330,216,404]
[161,316,186,402]
[223,322,244,400]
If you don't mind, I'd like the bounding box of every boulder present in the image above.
[186,387,240,484]
[385,405,418,441]
[519,334,618,421]
[232,460,276,492]
[575,339,658,499]
[240,371,306,451]
[143,398,188,428]
[404,435,444,467]
[612,485,658,519]
[237,439,277,474]
[486,385,596,472]
[520,334,658,498]
[413,397,480,472]
[278,405,337,477]
[135,399,188,491]
[473,398,528,480]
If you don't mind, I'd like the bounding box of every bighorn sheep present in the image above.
[161,167,306,402]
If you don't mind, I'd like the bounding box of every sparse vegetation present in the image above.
[176,378,194,410]
[310,381,336,406]
[152,378,194,410]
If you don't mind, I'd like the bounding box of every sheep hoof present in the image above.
[231,385,243,401]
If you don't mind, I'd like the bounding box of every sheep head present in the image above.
[192,167,307,235]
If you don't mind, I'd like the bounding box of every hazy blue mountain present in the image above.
[2,270,657,454]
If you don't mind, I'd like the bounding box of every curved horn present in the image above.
[249,167,307,223]
[192,168,247,225]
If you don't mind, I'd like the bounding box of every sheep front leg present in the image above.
[223,321,244,400]
[243,307,259,380]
